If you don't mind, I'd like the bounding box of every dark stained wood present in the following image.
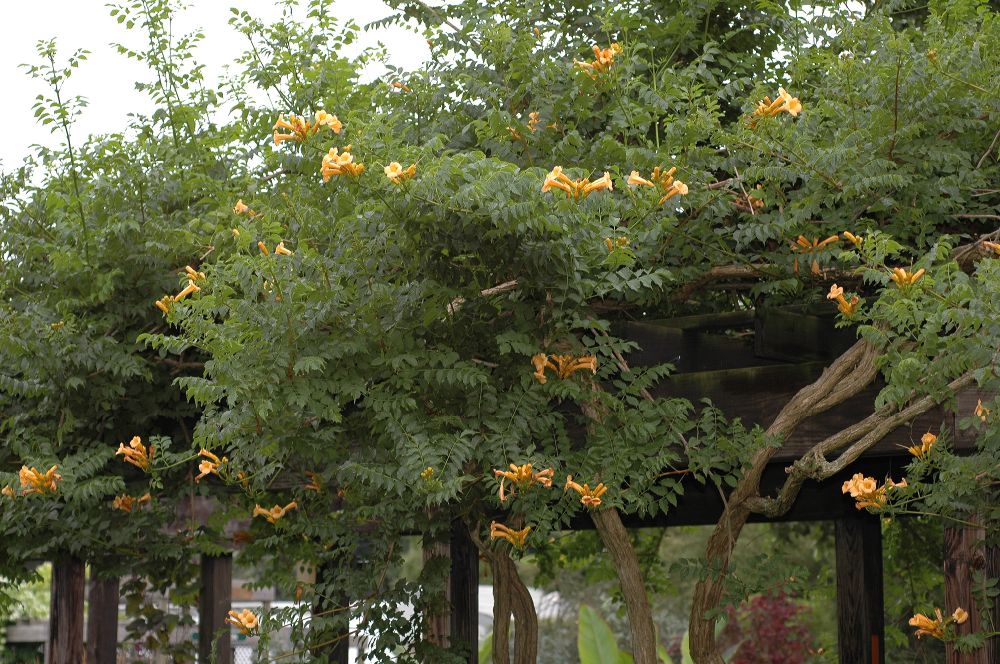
[199,554,233,664]
[49,556,85,664]
[836,513,885,664]
[754,306,856,362]
[85,574,119,664]
[312,560,350,664]
[450,521,479,664]
[617,318,965,462]
[944,523,996,663]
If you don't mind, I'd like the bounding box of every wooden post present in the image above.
[49,556,85,664]
[199,553,233,664]
[450,521,479,664]
[835,514,884,664]
[944,523,998,663]
[312,560,349,664]
[86,574,119,664]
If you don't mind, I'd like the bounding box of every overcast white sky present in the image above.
[0,0,430,169]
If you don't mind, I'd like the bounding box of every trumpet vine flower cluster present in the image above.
[112,493,151,513]
[253,501,298,524]
[195,449,227,482]
[321,146,365,181]
[791,235,839,275]
[155,272,202,314]
[489,521,532,549]
[226,609,260,636]
[749,87,802,127]
[493,463,554,503]
[542,166,613,200]
[909,607,968,640]
[258,241,293,256]
[531,353,598,384]
[826,284,859,317]
[384,162,416,183]
[273,110,342,145]
[565,476,608,508]
[841,473,907,511]
[627,167,689,205]
[233,199,257,217]
[3,465,62,497]
[908,432,937,460]
[574,43,622,79]
[604,236,629,252]
[116,436,154,472]
[889,267,925,287]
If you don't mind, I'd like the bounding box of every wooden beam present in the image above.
[944,522,998,663]
[86,574,119,664]
[49,555,85,664]
[450,521,479,664]
[836,513,884,664]
[199,553,233,664]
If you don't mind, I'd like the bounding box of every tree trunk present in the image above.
[86,574,120,664]
[49,556,85,664]
[944,522,998,663]
[592,508,657,664]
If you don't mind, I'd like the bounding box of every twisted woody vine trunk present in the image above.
[491,553,538,664]
[592,507,658,664]
[689,340,879,663]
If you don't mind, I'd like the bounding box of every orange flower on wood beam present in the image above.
[304,471,322,492]
[907,432,936,460]
[975,399,991,422]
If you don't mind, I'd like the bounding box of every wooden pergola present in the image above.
[44,307,997,663]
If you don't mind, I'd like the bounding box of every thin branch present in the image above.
[977,124,1000,169]
[447,279,518,314]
